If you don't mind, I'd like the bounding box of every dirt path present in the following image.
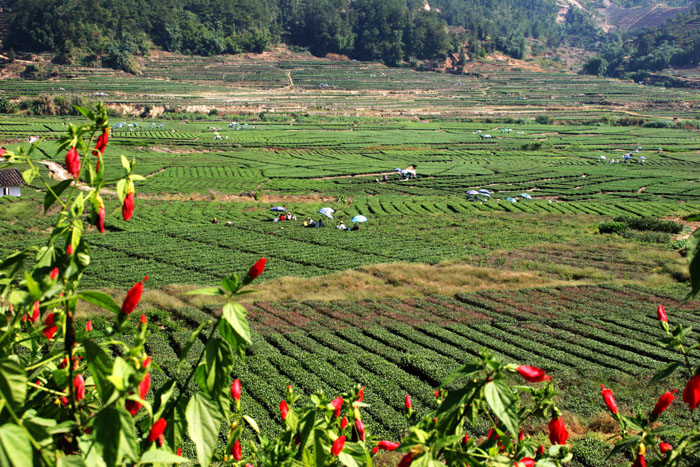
[313,166,415,180]
[39,160,116,195]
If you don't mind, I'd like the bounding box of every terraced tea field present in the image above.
[2,54,700,461]
[2,51,699,119]
[75,284,699,443]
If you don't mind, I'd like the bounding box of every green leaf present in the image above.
[650,425,682,436]
[138,447,189,464]
[177,322,208,372]
[184,287,224,296]
[313,429,329,467]
[440,363,482,387]
[8,289,31,307]
[221,274,239,294]
[686,227,700,299]
[165,398,187,458]
[121,155,131,172]
[243,415,260,434]
[24,271,40,298]
[338,451,361,467]
[130,174,146,181]
[186,393,223,467]
[22,167,38,185]
[651,361,682,384]
[0,424,33,467]
[44,179,72,213]
[609,435,642,458]
[484,380,519,439]
[93,407,139,467]
[296,410,315,453]
[56,455,88,467]
[0,250,27,279]
[116,179,127,204]
[219,302,251,361]
[23,415,56,446]
[107,357,133,392]
[83,341,114,402]
[339,441,368,467]
[0,358,27,409]
[79,291,121,314]
[71,193,85,218]
[74,106,95,120]
[71,219,83,251]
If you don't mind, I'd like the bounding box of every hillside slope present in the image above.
[594,0,695,31]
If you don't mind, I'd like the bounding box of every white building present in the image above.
[0,169,26,197]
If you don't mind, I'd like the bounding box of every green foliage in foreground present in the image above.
[0,107,582,467]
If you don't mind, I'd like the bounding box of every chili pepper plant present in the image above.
[0,106,575,466]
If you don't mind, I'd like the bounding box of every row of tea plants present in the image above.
[1,106,700,466]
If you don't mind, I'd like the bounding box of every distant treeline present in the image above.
[5,0,619,70]
[582,2,700,80]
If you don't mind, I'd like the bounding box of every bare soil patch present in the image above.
[136,191,337,203]
[662,216,700,241]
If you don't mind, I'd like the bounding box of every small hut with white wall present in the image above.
[0,168,26,197]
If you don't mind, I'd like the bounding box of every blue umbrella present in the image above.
[520,193,532,199]
[467,190,479,195]
[351,215,368,223]
[270,206,287,212]
[480,193,491,197]
[478,189,491,194]
[505,197,517,203]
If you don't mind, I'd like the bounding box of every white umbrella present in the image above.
[351,215,367,223]
[318,208,334,219]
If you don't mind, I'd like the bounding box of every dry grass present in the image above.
[75,261,582,316]
[149,262,588,305]
[73,234,686,314]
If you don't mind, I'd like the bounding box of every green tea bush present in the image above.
[613,216,683,234]
[571,436,608,467]
[598,221,628,234]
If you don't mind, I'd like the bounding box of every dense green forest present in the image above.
[3,0,614,69]
[582,2,700,81]
[4,0,698,74]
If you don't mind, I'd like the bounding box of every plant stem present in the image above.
[162,313,223,420]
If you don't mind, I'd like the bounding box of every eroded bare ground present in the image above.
[663,216,700,240]
[135,191,338,203]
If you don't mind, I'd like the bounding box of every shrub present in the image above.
[20,64,44,79]
[572,436,608,467]
[613,216,683,234]
[0,96,16,114]
[623,230,671,244]
[598,221,628,234]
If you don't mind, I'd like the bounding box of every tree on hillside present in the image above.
[350,0,408,65]
[404,10,450,60]
[288,0,353,57]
